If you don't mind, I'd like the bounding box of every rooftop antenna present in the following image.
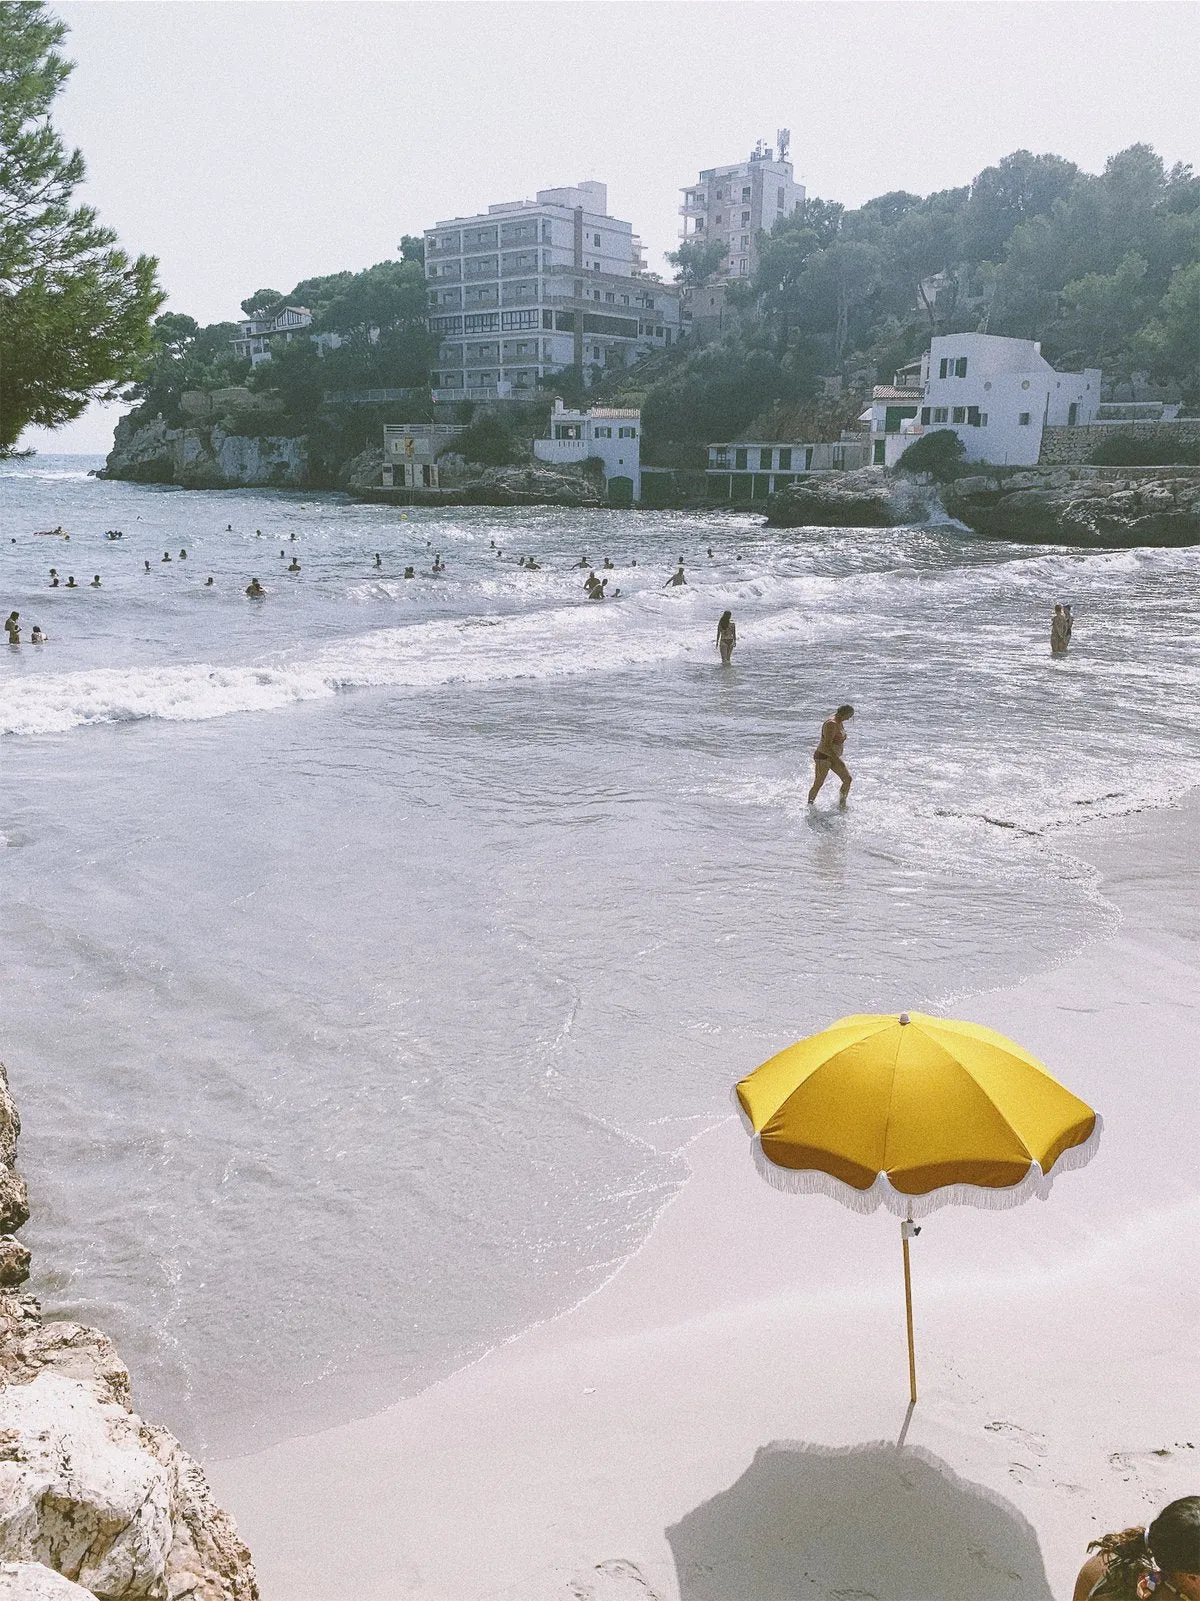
[777,127,791,162]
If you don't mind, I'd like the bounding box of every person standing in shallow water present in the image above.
[1051,603,1070,655]
[716,610,736,665]
[665,562,686,587]
[808,705,854,807]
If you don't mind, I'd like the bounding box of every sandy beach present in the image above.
[207,792,1200,1601]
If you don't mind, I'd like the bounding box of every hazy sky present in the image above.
[22,0,1200,454]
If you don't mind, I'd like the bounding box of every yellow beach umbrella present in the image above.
[736,1010,1099,1402]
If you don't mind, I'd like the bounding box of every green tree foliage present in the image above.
[638,142,1199,447]
[443,412,524,467]
[896,428,967,480]
[665,237,727,288]
[0,0,164,451]
[239,288,285,318]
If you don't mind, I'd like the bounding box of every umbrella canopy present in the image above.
[736,1010,1099,1219]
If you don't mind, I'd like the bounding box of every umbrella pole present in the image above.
[901,1219,918,1404]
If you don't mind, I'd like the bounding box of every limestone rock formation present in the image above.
[943,467,1200,546]
[101,414,307,490]
[0,1563,96,1597]
[764,470,933,528]
[0,1060,257,1600]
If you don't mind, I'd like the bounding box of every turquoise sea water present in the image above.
[2,456,1198,1456]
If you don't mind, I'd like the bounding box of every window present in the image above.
[967,406,981,427]
[542,310,554,329]
[735,448,748,470]
[979,413,988,427]
[713,450,729,468]
[920,407,931,425]
[593,233,601,246]
[500,309,539,330]
[778,447,792,470]
[463,313,500,333]
[593,289,601,301]
[621,294,629,304]
[716,188,724,200]
[605,292,615,302]
[951,407,966,424]
[955,356,968,378]
[618,426,637,438]
[593,425,612,438]
[742,186,751,201]
[740,234,749,248]
[1018,412,1031,426]
[874,439,887,465]
[592,345,602,360]
[758,448,773,470]
[715,214,723,225]
[777,188,785,208]
[938,358,949,379]
[738,259,747,274]
[933,407,948,424]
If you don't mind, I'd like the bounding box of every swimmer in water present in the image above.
[708,547,714,558]
[603,556,614,569]
[66,575,77,588]
[245,578,265,598]
[162,551,171,562]
[49,569,59,587]
[374,553,382,568]
[288,557,300,572]
[577,554,590,568]
[179,549,187,560]
[664,562,686,587]
[144,560,150,572]
[716,610,736,665]
[227,523,233,532]
[205,576,214,586]
[808,704,855,807]
[91,574,101,587]
[30,626,46,644]
[404,566,415,578]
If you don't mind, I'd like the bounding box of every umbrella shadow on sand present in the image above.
[666,1440,1054,1601]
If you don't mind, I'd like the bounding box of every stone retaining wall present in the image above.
[1039,420,1200,465]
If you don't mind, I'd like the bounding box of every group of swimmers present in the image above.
[5,612,47,645]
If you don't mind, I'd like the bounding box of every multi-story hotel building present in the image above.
[424,182,681,403]
[679,135,806,284]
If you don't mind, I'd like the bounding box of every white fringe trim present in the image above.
[745,1115,1103,1220]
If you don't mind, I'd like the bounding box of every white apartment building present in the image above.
[886,334,1102,468]
[230,305,315,367]
[424,182,681,402]
[679,135,805,285]
[532,399,642,501]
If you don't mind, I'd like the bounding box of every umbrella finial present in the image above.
[899,1012,911,1026]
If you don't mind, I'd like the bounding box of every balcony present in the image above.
[680,195,708,216]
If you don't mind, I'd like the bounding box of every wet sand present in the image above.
[211,795,1200,1601]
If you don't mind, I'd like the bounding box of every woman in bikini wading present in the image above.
[808,704,854,807]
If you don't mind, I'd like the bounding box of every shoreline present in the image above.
[209,789,1200,1601]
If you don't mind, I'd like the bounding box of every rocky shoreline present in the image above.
[765,464,1200,545]
[0,1065,257,1599]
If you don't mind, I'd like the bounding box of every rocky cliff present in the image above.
[0,1065,257,1600]
[764,465,1200,546]
[942,466,1200,546]
[764,470,936,528]
[341,446,604,508]
[101,413,307,490]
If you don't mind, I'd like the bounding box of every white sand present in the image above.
[210,798,1200,1601]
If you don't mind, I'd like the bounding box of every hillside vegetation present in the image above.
[631,144,1200,452]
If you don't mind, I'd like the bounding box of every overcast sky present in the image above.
[22,0,1200,454]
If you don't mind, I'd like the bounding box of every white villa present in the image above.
[876,334,1102,468]
[532,399,642,502]
[230,305,316,368]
